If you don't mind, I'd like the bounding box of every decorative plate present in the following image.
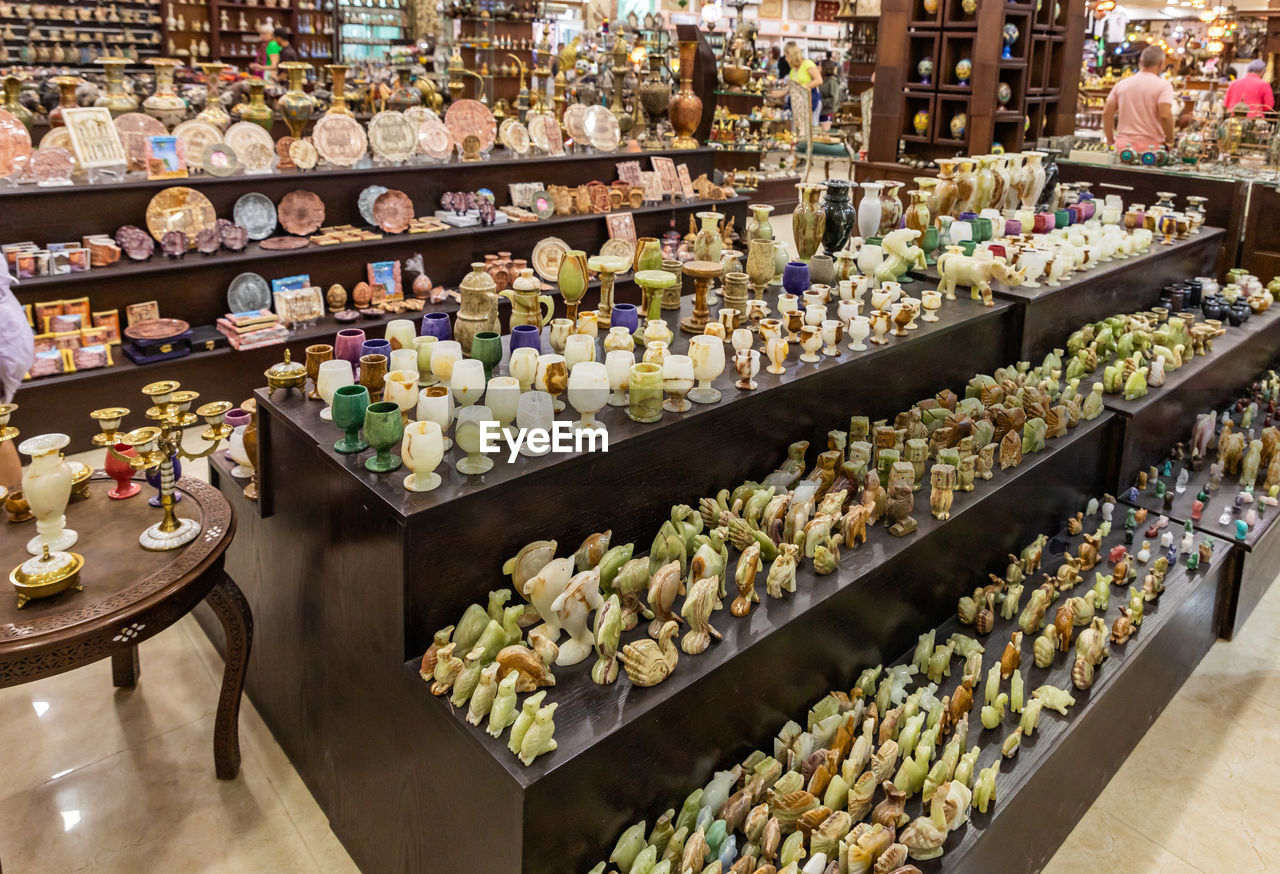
[585,105,621,152]
[601,238,635,264]
[145,186,217,245]
[223,121,273,164]
[124,317,190,341]
[289,138,319,170]
[172,120,222,168]
[227,272,271,313]
[276,136,297,167]
[357,184,388,225]
[418,119,453,160]
[195,227,221,254]
[564,103,590,144]
[116,224,155,260]
[201,142,239,177]
[239,141,275,173]
[259,236,313,251]
[161,229,188,256]
[113,112,167,172]
[499,118,531,155]
[232,192,278,240]
[277,190,326,236]
[372,188,414,234]
[529,188,554,219]
[220,223,249,251]
[368,110,418,163]
[444,99,496,153]
[313,113,368,167]
[30,146,73,184]
[38,126,77,172]
[403,105,438,128]
[531,236,570,282]
[529,112,564,156]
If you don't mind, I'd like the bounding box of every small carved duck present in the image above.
[619,620,680,687]
[646,560,685,637]
[681,577,723,655]
[732,543,762,617]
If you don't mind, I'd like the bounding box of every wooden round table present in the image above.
[0,474,251,780]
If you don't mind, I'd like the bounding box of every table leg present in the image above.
[111,647,139,688]
[204,573,253,780]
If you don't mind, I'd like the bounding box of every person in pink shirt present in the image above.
[1224,59,1274,119]
[1103,45,1176,153]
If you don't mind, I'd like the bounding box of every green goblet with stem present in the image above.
[331,385,370,453]
[363,401,404,473]
[470,331,503,382]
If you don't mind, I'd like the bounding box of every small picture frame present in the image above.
[641,170,663,204]
[126,300,160,326]
[146,135,188,180]
[606,211,637,242]
[63,106,127,171]
[92,309,121,344]
[616,160,643,187]
[676,164,696,200]
[651,157,679,198]
[367,260,403,299]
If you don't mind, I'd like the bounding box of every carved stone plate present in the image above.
[527,112,563,156]
[224,121,274,165]
[289,138,319,170]
[585,105,621,152]
[444,99,495,153]
[30,146,73,184]
[368,110,417,163]
[227,272,271,313]
[600,238,635,264]
[564,103,590,144]
[499,118,531,156]
[403,105,439,127]
[124,317,190,341]
[276,136,297,169]
[195,227,221,254]
[161,229,188,256]
[313,113,368,167]
[259,236,312,250]
[172,120,222,168]
[531,236,570,282]
[530,188,554,219]
[220,223,249,251]
[372,188,413,234]
[417,119,453,160]
[145,186,217,245]
[113,112,166,172]
[233,192,277,241]
[38,126,78,172]
[201,142,239,177]
[239,141,275,173]
[358,184,388,225]
[277,190,325,236]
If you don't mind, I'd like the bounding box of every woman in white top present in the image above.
[0,258,35,487]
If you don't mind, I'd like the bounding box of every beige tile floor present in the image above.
[4,230,1276,872]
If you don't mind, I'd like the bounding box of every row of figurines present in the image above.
[417,339,1114,768]
[302,280,955,487]
[583,490,1197,874]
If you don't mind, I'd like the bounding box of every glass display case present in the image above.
[339,0,408,62]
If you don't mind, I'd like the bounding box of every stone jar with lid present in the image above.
[456,263,501,355]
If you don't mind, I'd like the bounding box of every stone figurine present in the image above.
[681,577,723,655]
[731,543,762,617]
[591,595,623,684]
[930,464,956,520]
[766,542,801,598]
[619,620,681,687]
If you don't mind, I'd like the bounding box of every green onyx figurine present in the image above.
[363,401,405,472]
[485,672,520,737]
[517,701,558,766]
[331,384,370,453]
[507,691,546,755]
[591,594,623,684]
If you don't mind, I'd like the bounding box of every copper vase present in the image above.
[668,40,702,150]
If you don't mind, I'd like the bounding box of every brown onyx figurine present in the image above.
[679,260,724,334]
[305,343,334,400]
[360,353,388,401]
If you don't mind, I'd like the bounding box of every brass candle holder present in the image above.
[89,406,130,447]
[104,380,231,551]
[0,402,18,444]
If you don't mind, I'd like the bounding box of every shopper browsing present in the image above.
[1102,45,1176,154]
[1224,59,1274,119]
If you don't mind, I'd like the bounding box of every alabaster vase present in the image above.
[143,59,186,128]
[2,75,33,134]
[196,63,230,130]
[95,58,138,118]
[792,183,827,263]
[19,434,78,556]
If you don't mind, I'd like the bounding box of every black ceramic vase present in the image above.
[821,180,856,256]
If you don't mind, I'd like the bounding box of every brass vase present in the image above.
[325,64,352,116]
[388,66,422,111]
[94,58,137,118]
[637,53,670,150]
[668,40,703,150]
[2,75,34,134]
[47,76,80,128]
[240,80,274,132]
[196,63,230,131]
[142,59,186,128]
[277,62,317,139]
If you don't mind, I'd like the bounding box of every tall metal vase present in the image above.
[668,40,703,149]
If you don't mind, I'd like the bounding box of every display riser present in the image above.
[255,295,1015,645]
[1104,305,1280,490]
[399,415,1116,873]
[1057,162,1244,276]
[919,229,1224,362]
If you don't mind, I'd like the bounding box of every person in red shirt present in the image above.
[1224,59,1274,119]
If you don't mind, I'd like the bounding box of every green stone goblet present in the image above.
[363,401,404,472]
[470,331,503,382]
[331,385,370,453]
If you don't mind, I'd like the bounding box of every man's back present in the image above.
[1106,71,1174,150]
[1224,75,1273,117]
